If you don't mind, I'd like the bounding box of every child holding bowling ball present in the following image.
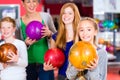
[0,17,28,80]
[66,17,108,80]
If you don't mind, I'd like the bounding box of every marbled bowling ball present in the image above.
[0,43,17,63]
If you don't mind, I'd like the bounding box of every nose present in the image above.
[64,13,69,17]
[83,30,88,36]
[29,1,34,7]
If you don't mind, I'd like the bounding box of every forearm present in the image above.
[14,43,28,67]
[66,63,79,79]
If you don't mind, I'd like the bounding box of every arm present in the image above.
[40,13,56,38]
[16,42,28,67]
[66,62,79,80]
[7,41,28,67]
[97,48,108,80]
[85,48,107,80]
[43,34,57,70]
[47,13,57,33]
[50,38,56,48]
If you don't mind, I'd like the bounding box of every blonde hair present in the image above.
[0,17,16,28]
[77,17,99,45]
[56,3,81,49]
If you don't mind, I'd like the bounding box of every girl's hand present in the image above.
[2,63,8,68]
[43,60,57,71]
[41,25,52,38]
[25,37,36,45]
[86,57,99,70]
[7,50,18,63]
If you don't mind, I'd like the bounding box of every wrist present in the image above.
[48,31,52,39]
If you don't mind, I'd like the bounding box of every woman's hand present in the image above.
[7,50,19,63]
[43,60,57,71]
[25,37,36,45]
[41,25,52,38]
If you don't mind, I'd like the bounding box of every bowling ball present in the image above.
[0,43,17,63]
[26,21,43,40]
[106,45,114,53]
[69,41,98,70]
[98,38,105,44]
[44,48,65,68]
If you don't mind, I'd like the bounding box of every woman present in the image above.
[20,0,56,80]
[44,3,81,80]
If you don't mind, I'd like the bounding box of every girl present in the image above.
[66,17,108,80]
[43,3,81,80]
[0,17,28,80]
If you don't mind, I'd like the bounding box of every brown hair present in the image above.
[0,17,16,28]
[56,3,81,49]
[22,0,40,2]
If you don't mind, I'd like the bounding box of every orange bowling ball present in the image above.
[69,41,98,70]
[0,43,17,63]
[98,38,105,44]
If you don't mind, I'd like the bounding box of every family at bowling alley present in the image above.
[0,0,120,80]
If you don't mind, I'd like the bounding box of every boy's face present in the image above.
[0,21,16,39]
[78,20,97,43]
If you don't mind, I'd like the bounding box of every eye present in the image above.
[88,29,91,31]
[69,12,72,15]
[33,0,37,2]
[26,0,30,3]
[79,29,83,32]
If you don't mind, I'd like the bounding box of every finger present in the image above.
[43,23,49,28]
[7,55,12,59]
[44,62,47,66]
[32,39,36,43]
[53,67,58,70]
[41,26,47,29]
[47,60,53,67]
[41,36,45,38]
[47,60,50,64]
[26,37,30,40]
[41,33,47,37]
[7,52,13,57]
[7,59,12,62]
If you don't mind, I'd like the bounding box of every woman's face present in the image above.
[0,21,16,39]
[62,7,74,25]
[22,0,39,13]
[78,20,97,43]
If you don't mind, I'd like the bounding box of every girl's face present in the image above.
[62,7,74,25]
[22,0,38,13]
[78,20,97,43]
[0,21,16,39]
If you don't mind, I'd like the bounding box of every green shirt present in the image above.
[20,19,48,64]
